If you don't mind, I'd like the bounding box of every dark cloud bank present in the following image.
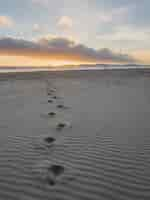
[0,37,136,63]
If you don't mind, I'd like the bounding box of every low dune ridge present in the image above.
[0,69,150,200]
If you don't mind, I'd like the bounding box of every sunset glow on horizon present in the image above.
[0,0,150,67]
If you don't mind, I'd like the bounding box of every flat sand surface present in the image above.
[0,69,150,200]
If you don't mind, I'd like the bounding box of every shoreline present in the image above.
[0,67,150,81]
[0,66,149,72]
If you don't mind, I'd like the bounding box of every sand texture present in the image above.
[0,69,150,200]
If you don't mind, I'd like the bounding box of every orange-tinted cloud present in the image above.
[131,50,150,65]
[0,36,136,66]
[0,16,14,27]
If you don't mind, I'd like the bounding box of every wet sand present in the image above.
[0,69,150,200]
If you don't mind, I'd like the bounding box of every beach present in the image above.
[0,69,150,200]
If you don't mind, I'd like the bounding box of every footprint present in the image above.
[33,159,78,187]
[47,164,79,186]
[50,89,56,93]
[57,104,64,109]
[44,137,56,145]
[48,112,56,117]
[57,104,69,109]
[56,122,72,131]
[52,96,58,99]
[47,165,64,186]
[48,99,53,103]
[48,165,64,177]
[57,123,66,129]
[33,160,65,186]
[47,178,55,186]
[33,135,56,150]
[48,89,56,96]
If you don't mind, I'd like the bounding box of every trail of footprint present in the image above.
[46,84,72,131]
[35,81,74,187]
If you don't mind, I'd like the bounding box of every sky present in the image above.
[0,0,150,66]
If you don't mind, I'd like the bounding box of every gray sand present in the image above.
[0,69,150,200]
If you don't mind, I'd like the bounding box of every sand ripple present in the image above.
[0,134,150,200]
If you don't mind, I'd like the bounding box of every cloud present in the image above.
[97,26,150,41]
[0,16,14,28]
[96,26,150,51]
[33,24,41,32]
[99,7,128,23]
[0,36,136,64]
[58,16,73,29]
